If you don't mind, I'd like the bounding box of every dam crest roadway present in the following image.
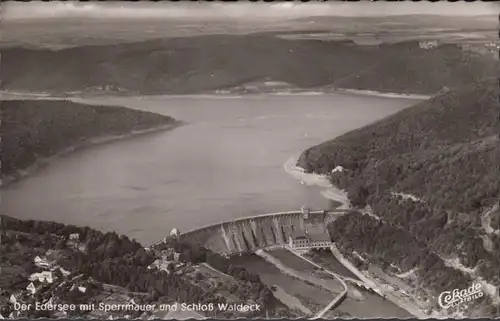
[167,208,347,256]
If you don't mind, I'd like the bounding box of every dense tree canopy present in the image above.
[299,79,500,306]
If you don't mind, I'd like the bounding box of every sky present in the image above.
[2,1,498,21]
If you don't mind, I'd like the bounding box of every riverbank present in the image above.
[330,244,433,319]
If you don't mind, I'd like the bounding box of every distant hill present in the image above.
[297,79,499,315]
[0,99,179,184]
[2,33,497,95]
[333,42,495,95]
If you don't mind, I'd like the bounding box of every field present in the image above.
[1,14,496,49]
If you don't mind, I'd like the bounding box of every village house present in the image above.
[331,165,345,173]
[26,281,43,295]
[9,291,23,304]
[148,259,174,274]
[34,256,51,269]
[59,267,71,277]
[69,233,80,241]
[69,284,87,293]
[54,311,68,318]
[29,271,54,284]
[170,228,179,237]
[8,311,21,319]
[419,40,439,49]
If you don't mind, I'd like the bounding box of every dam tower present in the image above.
[301,205,310,220]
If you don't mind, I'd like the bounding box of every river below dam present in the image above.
[1,93,417,245]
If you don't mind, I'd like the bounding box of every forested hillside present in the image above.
[0,99,179,183]
[2,34,497,95]
[298,79,499,315]
[0,215,290,319]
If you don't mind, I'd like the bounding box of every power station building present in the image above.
[288,206,333,250]
[288,230,310,249]
[286,206,333,249]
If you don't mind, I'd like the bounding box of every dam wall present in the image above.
[177,210,345,254]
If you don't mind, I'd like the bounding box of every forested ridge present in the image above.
[0,99,178,182]
[298,79,499,315]
[3,34,497,95]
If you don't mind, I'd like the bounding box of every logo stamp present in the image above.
[438,283,484,309]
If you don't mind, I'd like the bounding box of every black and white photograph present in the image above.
[0,1,499,319]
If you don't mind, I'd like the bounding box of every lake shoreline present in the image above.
[0,87,432,101]
[333,88,432,100]
[0,122,184,189]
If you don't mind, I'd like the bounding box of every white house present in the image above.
[173,252,181,261]
[69,233,80,241]
[54,311,68,318]
[419,40,439,50]
[9,293,20,304]
[170,228,179,237]
[26,282,41,295]
[34,256,50,268]
[29,271,54,284]
[59,267,71,277]
[28,281,45,294]
[148,259,174,273]
[331,166,344,173]
[9,312,20,319]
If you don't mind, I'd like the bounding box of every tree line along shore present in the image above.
[0,99,180,185]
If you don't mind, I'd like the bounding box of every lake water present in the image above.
[1,93,417,245]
